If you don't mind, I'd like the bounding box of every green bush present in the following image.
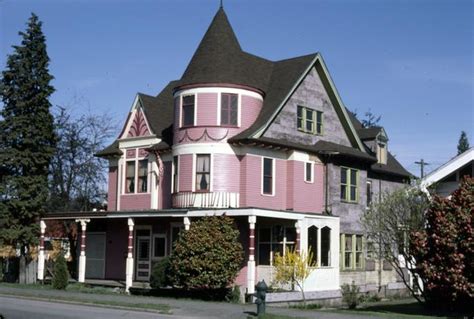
[168,216,243,290]
[225,285,241,303]
[52,254,69,290]
[341,281,362,309]
[150,257,170,289]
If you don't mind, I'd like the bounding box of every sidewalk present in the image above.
[0,285,379,319]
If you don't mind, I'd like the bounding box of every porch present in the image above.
[39,208,340,294]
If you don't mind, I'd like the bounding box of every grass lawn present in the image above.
[330,298,467,319]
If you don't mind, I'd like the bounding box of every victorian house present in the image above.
[39,7,411,300]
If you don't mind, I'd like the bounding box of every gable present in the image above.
[118,95,153,139]
[263,66,352,147]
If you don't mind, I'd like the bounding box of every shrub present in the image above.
[168,216,243,290]
[341,281,362,309]
[410,177,473,312]
[226,285,241,303]
[150,257,170,289]
[52,253,69,290]
[0,259,3,282]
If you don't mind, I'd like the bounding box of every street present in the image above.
[0,296,178,319]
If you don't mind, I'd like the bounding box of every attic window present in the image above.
[297,105,323,135]
[377,142,387,165]
[182,95,195,127]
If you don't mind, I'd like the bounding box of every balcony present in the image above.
[172,191,240,209]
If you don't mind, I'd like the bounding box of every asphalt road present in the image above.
[0,296,177,319]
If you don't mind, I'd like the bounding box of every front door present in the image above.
[135,229,151,281]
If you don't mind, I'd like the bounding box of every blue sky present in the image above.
[1,0,472,176]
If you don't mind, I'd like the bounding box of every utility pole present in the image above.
[415,159,430,178]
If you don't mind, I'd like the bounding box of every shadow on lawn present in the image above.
[358,300,472,318]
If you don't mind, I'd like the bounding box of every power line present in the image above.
[415,159,430,178]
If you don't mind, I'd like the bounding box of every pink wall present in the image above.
[178,154,193,192]
[240,155,287,210]
[159,161,172,209]
[212,154,240,192]
[108,166,117,211]
[105,219,127,280]
[289,161,324,213]
[120,194,151,211]
[241,95,262,128]
[197,93,217,126]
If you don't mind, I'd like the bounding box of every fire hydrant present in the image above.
[254,280,268,316]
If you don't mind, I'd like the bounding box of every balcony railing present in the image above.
[172,191,240,209]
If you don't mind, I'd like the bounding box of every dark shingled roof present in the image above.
[357,127,382,140]
[179,8,273,92]
[95,140,122,157]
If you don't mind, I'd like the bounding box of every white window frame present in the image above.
[218,92,240,127]
[192,153,213,192]
[152,233,167,261]
[304,161,314,183]
[172,155,179,194]
[261,157,275,196]
[123,149,150,195]
[180,94,197,128]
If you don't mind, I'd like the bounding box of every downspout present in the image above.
[378,168,382,293]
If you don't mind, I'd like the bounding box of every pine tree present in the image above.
[0,13,56,282]
[457,131,470,155]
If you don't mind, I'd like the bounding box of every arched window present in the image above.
[307,226,318,265]
[321,226,331,266]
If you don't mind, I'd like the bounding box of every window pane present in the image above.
[285,227,296,242]
[308,226,318,265]
[173,156,179,193]
[272,225,284,243]
[263,158,272,176]
[350,186,357,201]
[345,252,352,268]
[306,119,313,132]
[258,243,271,265]
[259,227,271,242]
[356,236,363,251]
[263,177,272,194]
[356,252,363,268]
[297,106,303,117]
[316,111,322,123]
[196,155,210,173]
[350,169,357,186]
[316,123,322,134]
[366,182,372,206]
[305,163,312,182]
[183,105,194,126]
[297,118,303,130]
[341,168,347,184]
[321,227,331,266]
[127,162,136,178]
[340,185,347,200]
[345,235,352,251]
[154,237,166,257]
[306,109,313,120]
[183,95,194,105]
[196,173,209,191]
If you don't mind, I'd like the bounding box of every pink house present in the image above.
[40,7,411,300]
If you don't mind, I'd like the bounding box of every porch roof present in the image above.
[42,207,339,221]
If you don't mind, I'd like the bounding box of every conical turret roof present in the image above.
[179,8,272,92]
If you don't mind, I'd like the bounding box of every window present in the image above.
[195,154,210,191]
[153,234,167,259]
[170,224,183,253]
[366,181,372,206]
[341,167,358,202]
[341,234,364,270]
[308,226,318,265]
[138,160,148,193]
[173,156,179,193]
[305,162,313,183]
[321,226,331,266]
[182,95,195,126]
[377,142,387,164]
[221,93,238,126]
[297,105,323,135]
[258,225,296,265]
[262,158,274,195]
[126,161,136,193]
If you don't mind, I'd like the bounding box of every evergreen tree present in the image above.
[457,131,470,155]
[0,13,56,280]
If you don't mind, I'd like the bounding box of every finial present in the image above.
[220,0,223,9]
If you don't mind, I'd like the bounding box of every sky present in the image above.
[1,0,473,177]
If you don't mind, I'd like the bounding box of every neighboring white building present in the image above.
[421,148,473,197]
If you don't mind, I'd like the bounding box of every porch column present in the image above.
[125,218,134,293]
[247,215,256,294]
[295,220,302,254]
[37,220,46,281]
[76,219,90,283]
[183,217,190,231]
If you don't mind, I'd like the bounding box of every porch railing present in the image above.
[172,191,240,209]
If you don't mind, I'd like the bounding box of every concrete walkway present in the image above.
[0,285,382,319]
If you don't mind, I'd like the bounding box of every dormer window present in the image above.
[377,142,387,164]
[182,95,195,127]
[221,93,238,126]
[297,105,323,135]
